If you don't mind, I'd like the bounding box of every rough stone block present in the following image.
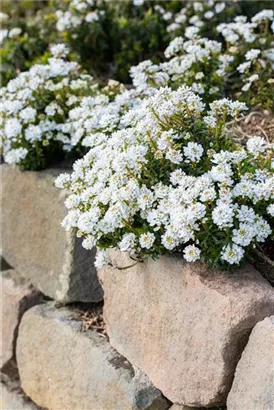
[227,316,274,410]
[99,251,274,407]
[1,164,103,303]
[0,256,11,272]
[0,269,43,368]
[17,304,170,410]
[1,382,41,410]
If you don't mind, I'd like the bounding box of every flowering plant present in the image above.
[130,35,225,103]
[217,9,274,109]
[53,0,181,83]
[56,87,274,269]
[0,45,98,170]
[130,7,274,108]
[54,0,109,77]
[0,6,56,86]
[165,0,240,39]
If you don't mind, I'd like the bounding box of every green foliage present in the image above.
[1,0,272,87]
[109,7,168,82]
[0,4,56,86]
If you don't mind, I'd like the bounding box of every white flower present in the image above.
[55,81,273,270]
[204,115,217,128]
[163,12,173,21]
[251,9,274,24]
[215,3,225,14]
[237,61,251,73]
[193,3,203,12]
[82,235,96,250]
[5,148,28,164]
[85,11,99,22]
[204,11,214,20]
[267,204,274,217]
[161,233,177,250]
[9,27,22,38]
[166,148,183,164]
[25,125,43,142]
[19,107,37,123]
[55,173,71,188]
[255,217,272,242]
[212,202,235,228]
[183,142,204,162]
[138,187,154,211]
[195,72,204,80]
[232,223,255,246]
[242,83,251,92]
[237,205,256,223]
[94,250,109,268]
[0,29,8,44]
[50,43,69,58]
[170,169,186,186]
[185,26,199,39]
[221,244,244,265]
[0,12,9,23]
[246,136,266,156]
[200,187,216,202]
[1,49,96,166]
[133,0,144,5]
[164,37,184,58]
[245,49,261,61]
[119,233,136,252]
[139,233,155,249]
[4,118,22,138]
[183,245,201,262]
[248,74,259,83]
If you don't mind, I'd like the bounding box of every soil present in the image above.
[251,242,274,287]
[260,240,274,261]
[68,301,107,338]
[227,108,274,144]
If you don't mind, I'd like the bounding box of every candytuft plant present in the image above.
[0,44,98,170]
[56,86,274,270]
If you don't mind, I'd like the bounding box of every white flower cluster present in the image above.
[166,1,226,35]
[0,27,22,44]
[129,7,274,104]
[215,10,274,94]
[238,45,274,90]
[163,36,223,96]
[56,86,274,269]
[217,16,257,44]
[129,35,224,100]
[0,45,97,168]
[55,0,105,31]
[0,10,22,44]
[63,83,152,149]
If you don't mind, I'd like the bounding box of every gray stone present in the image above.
[99,250,274,407]
[1,164,103,303]
[17,303,170,410]
[0,256,11,272]
[0,269,43,368]
[227,316,274,410]
[1,382,41,410]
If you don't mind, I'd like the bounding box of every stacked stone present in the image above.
[1,165,170,410]
[1,164,103,407]
[1,165,102,303]
[97,251,274,409]
[1,164,274,409]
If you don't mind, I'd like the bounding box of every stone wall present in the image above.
[1,166,274,410]
[1,165,103,303]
